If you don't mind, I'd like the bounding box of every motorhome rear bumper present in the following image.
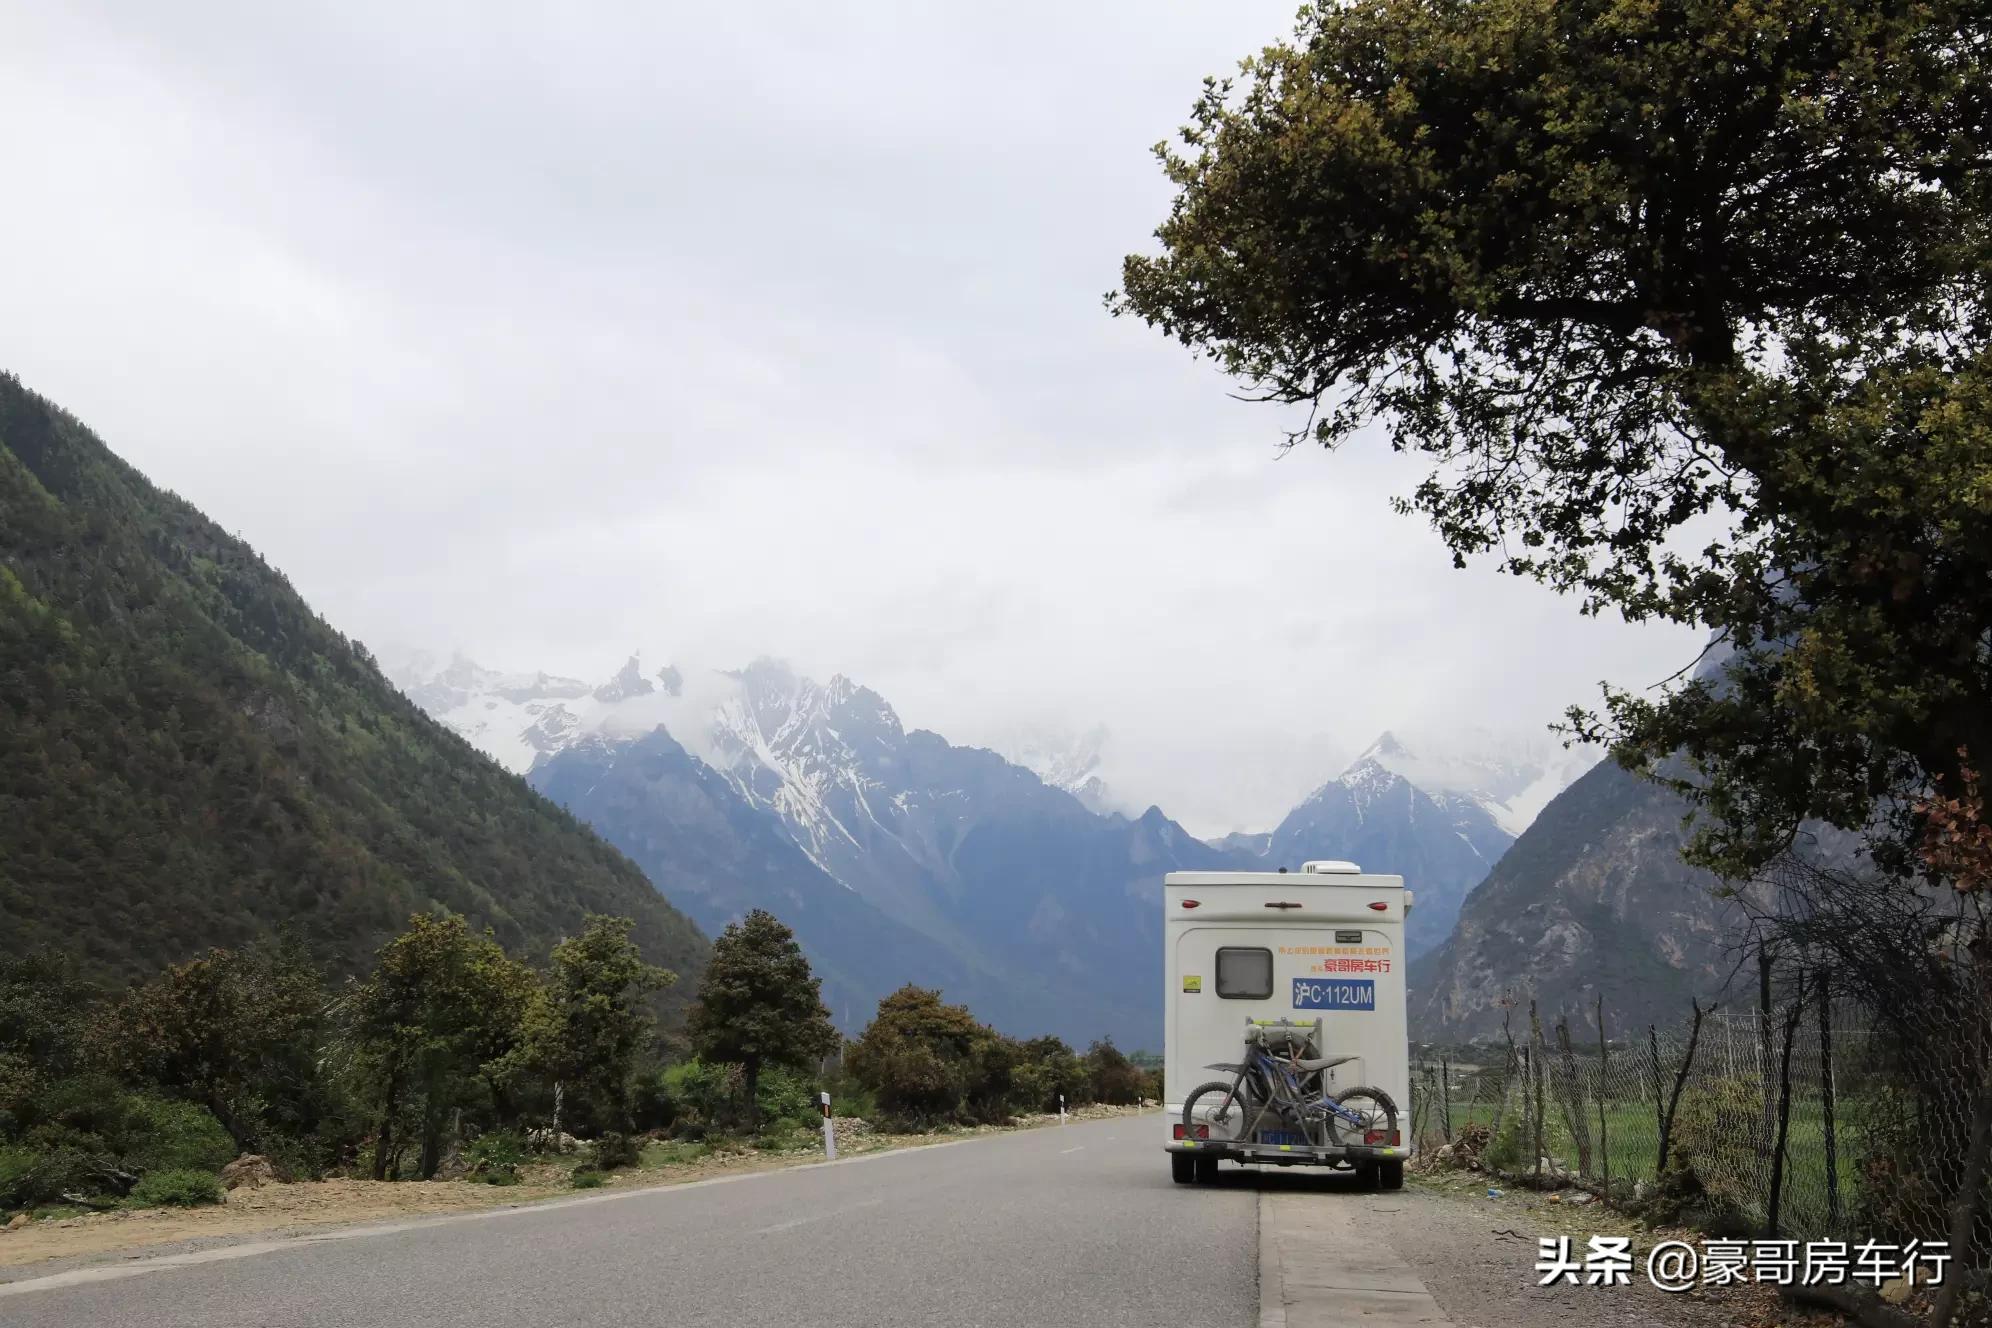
[1163,1139,1407,1167]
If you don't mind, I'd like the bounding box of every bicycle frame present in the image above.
[1207,1049,1368,1147]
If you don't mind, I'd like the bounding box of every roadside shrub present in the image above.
[1012,1037,1087,1114]
[630,1069,673,1133]
[590,1132,640,1171]
[826,1079,876,1122]
[1084,1040,1147,1106]
[466,1131,528,1172]
[846,988,1020,1129]
[119,1097,236,1176]
[1852,1080,1950,1245]
[1669,1077,1763,1220]
[570,1169,605,1189]
[657,1059,741,1137]
[127,1168,223,1208]
[463,1131,529,1186]
[260,1124,354,1183]
[1482,1112,1530,1173]
[755,1065,817,1131]
[0,1142,104,1209]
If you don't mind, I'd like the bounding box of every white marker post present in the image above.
[1059,1093,1066,1125]
[820,1091,837,1160]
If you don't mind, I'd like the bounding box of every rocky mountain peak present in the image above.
[1360,730,1409,761]
[593,653,657,704]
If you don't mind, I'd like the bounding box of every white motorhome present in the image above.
[1163,861,1411,1188]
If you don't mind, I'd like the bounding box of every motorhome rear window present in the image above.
[1215,947,1273,999]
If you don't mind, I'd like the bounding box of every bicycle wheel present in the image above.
[1182,1081,1256,1143]
[1326,1086,1399,1150]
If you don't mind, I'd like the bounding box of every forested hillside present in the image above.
[0,374,708,1003]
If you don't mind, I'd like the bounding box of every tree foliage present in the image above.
[1011,1036,1087,1115]
[848,986,1092,1128]
[344,914,538,1179]
[0,908,686,1206]
[1081,1038,1150,1106]
[516,916,674,1137]
[0,951,94,1132]
[1117,0,1992,875]
[96,943,328,1154]
[686,910,839,1126]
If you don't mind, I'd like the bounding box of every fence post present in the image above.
[1441,1054,1453,1143]
[1817,968,1839,1228]
[1521,1044,1534,1178]
[1596,993,1610,1194]
[1491,1011,1519,1140]
[1931,1018,1992,1328]
[1758,941,1776,1193]
[1649,1024,1664,1154]
[1530,999,1547,1181]
[1658,998,1712,1176]
[1536,1044,1547,1181]
[1555,1014,1593,1175]
[1766,991,1803,1236]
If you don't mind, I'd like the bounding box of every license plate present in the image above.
[1259,1131,1305,1146]
[1293,978,1375,1010]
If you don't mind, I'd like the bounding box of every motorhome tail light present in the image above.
[1180,899,1200,909]
[1364,1129,1401,1147]
[1367,901,1389,911]
[1173,1123,1210,1140]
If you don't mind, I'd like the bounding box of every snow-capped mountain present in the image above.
[383,650,604,773]
[980,723,1118,815]
[1356,728,1598,837]
[390,651,1246,1044]
[1240,749,1517,959]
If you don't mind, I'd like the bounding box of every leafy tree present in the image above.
[1116,0,1992,876]
[516,916,673,1139]
[686,910,839,1127]
[845,986,1019,1128]
[344,914,538,1179]
[0,951,95,1132]
[1012,1036,1088,1114]
[1082,1039,1147,1106]
[95,943,325,1155]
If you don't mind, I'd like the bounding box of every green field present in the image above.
[1412,1085,1879,1237]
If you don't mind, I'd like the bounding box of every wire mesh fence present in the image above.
[1411,996,1986,1260]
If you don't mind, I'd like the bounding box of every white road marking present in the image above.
[752,1197,882,1235]
[1059,1146,1085,1154]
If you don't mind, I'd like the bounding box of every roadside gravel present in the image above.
[1342,1170,1819,1328]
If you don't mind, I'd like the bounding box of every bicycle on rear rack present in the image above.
[1181,1019,1398,1153]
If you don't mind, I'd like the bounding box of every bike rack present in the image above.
[1175,1016,1406,1166]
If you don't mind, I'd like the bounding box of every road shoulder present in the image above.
[1259,1185,1454,1327]
[0,1108,1157,1290]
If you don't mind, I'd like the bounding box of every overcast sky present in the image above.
[1,1,1706,833]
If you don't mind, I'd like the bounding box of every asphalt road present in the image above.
[1,1113,1259,1328]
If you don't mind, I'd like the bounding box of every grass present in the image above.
[25,1205,88,1222]
[1419,1091,1867,1234]
[637,1140,711,1169]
